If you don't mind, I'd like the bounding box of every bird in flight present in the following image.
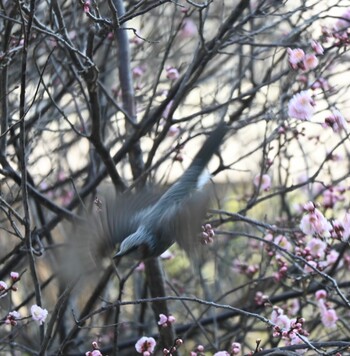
[73,122,228,268]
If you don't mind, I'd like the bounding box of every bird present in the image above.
[111,121,228,261]
[67,122,228,271]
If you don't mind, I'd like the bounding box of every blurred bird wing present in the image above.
[167,185,211,256]
[58,186,162,280]
[92,186,162,252]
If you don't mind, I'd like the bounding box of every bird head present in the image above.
[113,226,155,261]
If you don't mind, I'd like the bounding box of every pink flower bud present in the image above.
[176,338,183,346]
[0,281,8,298]
[83,0,91,13]
[168,315,176,324]
[133,66,145,78]
[10,272,19,281]
[92,341,98,349]
[180,19,197,38]
[167,126,180,137]
[166,67,180,80]
[197,345,204,352]
[311,40,324,55]
[315,289,327,300]
[158,313,168,326]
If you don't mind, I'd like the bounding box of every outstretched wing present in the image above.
[164,183,213,255]
[58,186,161,280]
[90,186,162,256]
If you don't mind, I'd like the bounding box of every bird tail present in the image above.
[152,121,228,211]
[188,121,228,173]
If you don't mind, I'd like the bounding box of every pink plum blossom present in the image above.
[322,187,344,209]
[255,291,269,305]
[167,125,180,137]
[342,213,350,241]
[326,250,339,265]
[213,352,230,356]
[0,281,8,290]
[334,9,350,32]
[253,173,271,191]
[288,91,315,120]
[318,298,327,313]
[332,216,346,237]
[287,48,305,69]
[180,19,197,38]
[264,232,273,242]
[31,304,48,325]
[135,336,156,355]
[321,308,338,329]
[324,109,348,133]
[306,238,327,259]
[9,310,21,319]
[311,40,324,55]
[271,307,284,324]
[231,342,241,355]
[303,201,316,212]
[133,66,145,78]
[0,281,8,298]
[303,54,319,70]
[275,235,293,252]
[311,77,330,91]
[304,260,317,273]
[276,314,291,330]
[83,0,91,13]
[300,207,332,237]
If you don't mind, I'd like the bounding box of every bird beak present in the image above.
[113,250,123,259]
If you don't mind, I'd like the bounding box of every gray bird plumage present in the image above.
[67,122,228,271]
[113,122,228,260]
